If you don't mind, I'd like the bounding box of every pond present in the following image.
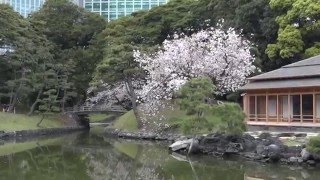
[0,131,319,180]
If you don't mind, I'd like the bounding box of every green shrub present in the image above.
[170,103,246,134]
[211,103,246,134]
[176,77,215,117]
[170,117,215,134]
[307,136,320,154]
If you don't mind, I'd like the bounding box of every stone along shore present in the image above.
[104,128,320,167]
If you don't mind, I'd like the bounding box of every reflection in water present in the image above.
[0,132,319,180]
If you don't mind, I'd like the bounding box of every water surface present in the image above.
[0,131,319,180]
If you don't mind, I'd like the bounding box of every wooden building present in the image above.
[240,55,320,127]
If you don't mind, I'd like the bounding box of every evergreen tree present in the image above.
[30,0,106,103]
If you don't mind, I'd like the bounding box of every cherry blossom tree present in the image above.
[87,82,130,107]
[88,24,256,130]
[134,25,256,103]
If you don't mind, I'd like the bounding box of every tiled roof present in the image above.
[240,77,320,90]
[241,55,320,90]
[248,55,320,80]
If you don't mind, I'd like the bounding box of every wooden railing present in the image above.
[64,105,127,113]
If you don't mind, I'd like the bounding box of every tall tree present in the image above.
[266,0,320,60]
[0,4,54,112]
[30,0,106,104]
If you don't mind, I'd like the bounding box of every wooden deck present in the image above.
[247,121,320,127]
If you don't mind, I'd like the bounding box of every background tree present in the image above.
[266,0,320,60]
[36,68,61,126]
[30,0,106,104]
[0,4,54,113]
[0,1,106,114]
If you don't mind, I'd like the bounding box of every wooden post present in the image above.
[300,94,303,123]
[255,95,257,121]
[288,93,291,123]
[266,94,269,122]
[276,95,279,123]
[313,92,316,123]
[243,95,248,121]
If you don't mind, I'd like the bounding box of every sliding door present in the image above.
[302,94,313,121]
[278,95,289,122]
[268,96,277,121]
[257,96,266,121]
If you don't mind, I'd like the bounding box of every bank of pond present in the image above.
[0,130,320,179]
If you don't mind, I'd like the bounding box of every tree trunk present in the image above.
[37,114,45,127]
[126,78,142,128]
[61,88,67,113]
[8,88,14,107]
[28,87,43,116]
[8,69,25,113]
[7,88,19,113]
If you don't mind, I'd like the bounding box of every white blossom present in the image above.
[134,25,256,102]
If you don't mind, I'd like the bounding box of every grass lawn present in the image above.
[112,110,138,131]
[88,113,114,122]
[0,112,63,131]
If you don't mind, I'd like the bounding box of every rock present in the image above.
[202,137,220,144]
[289,157,299,163]
[280,158,289,164]
[169,139,193,152]
[155,135,168,140]
[143,133,156,139]
[256,144,267,156]
[301,148,311,161]
[225,143,243,154]
[259,132,272,139]
[195,135,205,142]
[288,157,303,164]
[176,136,188,141]
[242,134,257,152]
[277,132,295,137]
[311,153,320,161]
[307,160,316,166]
[0,132,15,138]
[188,139,199,154]
[268,144,282,162]
[243,152,256,159]
[225,134,242,143]
[243,133,256,141]
[295,133,307,138]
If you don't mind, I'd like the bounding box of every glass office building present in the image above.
[83,0,169,21]
[1,0,169,20]
[0,0,45,17]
